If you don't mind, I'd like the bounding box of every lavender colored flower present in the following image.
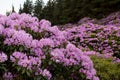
[42,69,52,80]
[11,52,41,69]
[0,52,7,62]
[3,72,13,80]
[39,19,51,30]
[39,38,54,48]
[0,24,4,34]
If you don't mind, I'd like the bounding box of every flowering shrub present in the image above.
[0,13,98,80]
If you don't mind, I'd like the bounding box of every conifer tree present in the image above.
[33,0,44,20]
[22,0,33,14]
[12,5,15,13]
[42,0,55,22]
[19,4,23,14]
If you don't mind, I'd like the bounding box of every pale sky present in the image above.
[0,0,48,15]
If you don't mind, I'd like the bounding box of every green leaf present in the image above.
[19,46,24,52]
[0,66,7,71]
[22,69,26,74]
[26,71,30,76]
[17,67,21,72]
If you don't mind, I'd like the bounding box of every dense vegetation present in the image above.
[17,0,120,24]
[1,0,120,80]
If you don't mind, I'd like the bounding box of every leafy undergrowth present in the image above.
[91,55,120,80]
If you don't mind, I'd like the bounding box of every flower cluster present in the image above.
[35,68,52,80]
[51,43,99,80]
[3,72,13,80]
[65,22,120,59]
[10,52,41,69]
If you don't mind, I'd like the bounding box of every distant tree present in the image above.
[12,5,15,13]
[33,0,44,20]
[42,0,55,24]
[22,0,33,14]
[19,4,23,14]
[18,0,120,24]
[52,0,63,24]
[6,11,11,16]
[6,5,15,16]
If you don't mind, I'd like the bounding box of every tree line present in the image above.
[9,0,120,25]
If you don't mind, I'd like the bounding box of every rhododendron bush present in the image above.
[0,13,99,80]
[65,23,120,58]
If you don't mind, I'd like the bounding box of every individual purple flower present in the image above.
[39,38,54,48]
[0,52,7,62]
[35,68,52,80]
[10,52,27,62]
[39,19,51,30]
[0,24,4,34]
[42,69,52,80]
[18,59,30,68]
[3,72,13,80]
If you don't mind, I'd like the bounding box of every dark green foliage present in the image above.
[19,4,23,14]
[20,0,33,14]
[6,11,11,16]
[42,0,55,22]
[12,5,15,13]
[33,0,44,20]
[41,0,120,24]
